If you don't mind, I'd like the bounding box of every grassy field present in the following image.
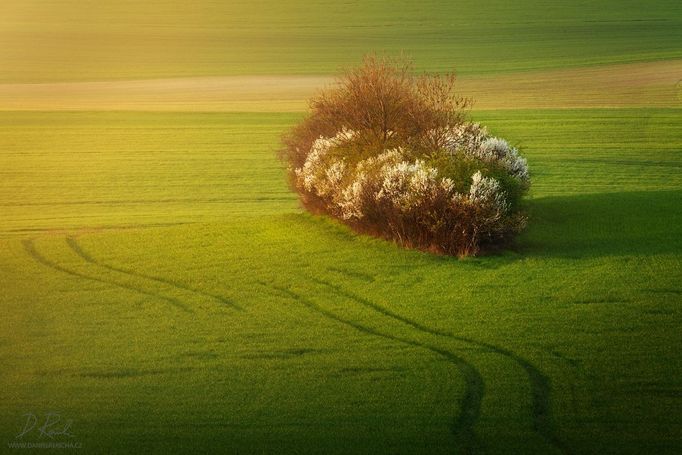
[1,0,681,453]
[1,110,680,453]
[2,1,682,82]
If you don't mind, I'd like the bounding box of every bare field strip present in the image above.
[1,60,679,112]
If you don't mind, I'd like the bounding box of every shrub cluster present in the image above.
[280,57,529,256]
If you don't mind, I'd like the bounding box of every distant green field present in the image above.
[2,0,682,82]
[1,110,680,453]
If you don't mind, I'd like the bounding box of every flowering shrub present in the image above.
[281,57,529,256]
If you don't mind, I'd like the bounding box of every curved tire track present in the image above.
[22,239,193,314]
[310,276,451,337]
[260,281,485,454]
[66,236,242,311]
[314,274,571,454]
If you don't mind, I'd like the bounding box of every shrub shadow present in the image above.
[273,189,681,265]
[519,190,682,259]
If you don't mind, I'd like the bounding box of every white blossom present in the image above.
[293,124,525,247]
[376,159,444,211]
[468,171,509,213]
[339,172,367,219]
[439,124,530,183]
[474,138,529,183]
[441,122,489,152]
[356,148,404,173]
[501,147,529,182]
[440,177,456,193]
[295,129,357,197]
[325,161,346,187]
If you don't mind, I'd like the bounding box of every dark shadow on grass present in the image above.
[520,190,682,259]
[271,189,681,268]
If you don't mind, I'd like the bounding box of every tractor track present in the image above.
[260,280,485,455]
[313,274,571,454]
[66,236,242,311]
[22,239,193,314]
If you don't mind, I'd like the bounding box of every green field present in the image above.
[2,110,680,453]
[1,1,681,454]
[2,0,682,82]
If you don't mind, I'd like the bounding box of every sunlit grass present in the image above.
[2,1,681,82]
[1,110,680,453]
